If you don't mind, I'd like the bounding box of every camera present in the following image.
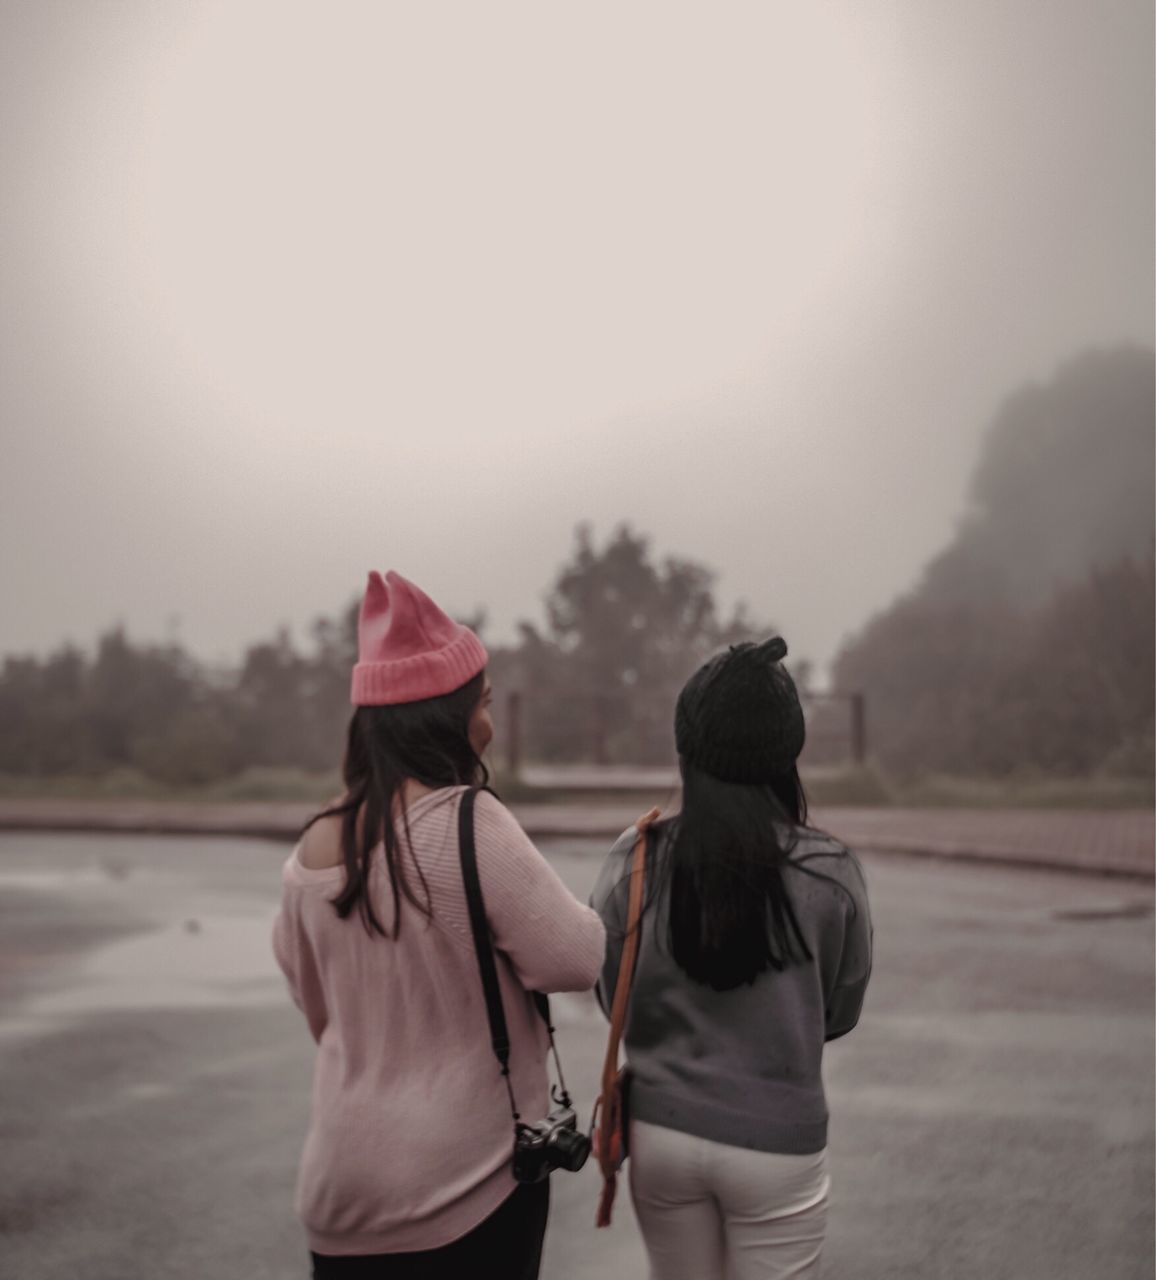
[512,1101,592,1183]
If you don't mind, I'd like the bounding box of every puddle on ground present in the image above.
[24,912,284,1019]
[1051,902,1153,922]
[0,866,122,892]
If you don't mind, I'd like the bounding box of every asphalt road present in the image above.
[0,831,1152,1279]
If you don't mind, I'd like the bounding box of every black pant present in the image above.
[309,1179,550,1279]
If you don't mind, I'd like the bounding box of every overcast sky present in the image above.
[1,0,1152,682]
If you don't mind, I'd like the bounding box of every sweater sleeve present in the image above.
[588,826,639,1020]
[271,863,330,1044]
[824,850,873,1042]
[472,791,606,994]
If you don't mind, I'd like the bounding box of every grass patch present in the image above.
[894,771,1155,810]
[802,765,895,807]
[0,767,340,805]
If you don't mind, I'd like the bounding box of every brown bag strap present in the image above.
[600,807,660,1101]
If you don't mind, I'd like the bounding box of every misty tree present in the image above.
[0,645,93,775]
[1002,554,1155,775]
[920,346,1155,607]
[833,345,1156,779]
[506,523,766,763]
[0,628,240,784]
[299,597,361,764]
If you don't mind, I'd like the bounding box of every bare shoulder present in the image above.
[298,800,349,870]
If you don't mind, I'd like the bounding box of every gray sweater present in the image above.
[589,819,872,1155]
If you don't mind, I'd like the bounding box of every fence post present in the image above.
[506,690,522,778]
[850,692,867,765]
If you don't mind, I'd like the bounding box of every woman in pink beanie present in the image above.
[272,570,606,1278]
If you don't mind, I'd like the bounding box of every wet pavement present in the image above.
[0,831,1152,1279]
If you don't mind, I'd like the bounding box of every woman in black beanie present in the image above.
[590,637,872,1280]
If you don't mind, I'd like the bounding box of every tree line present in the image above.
[0,524,769,783]
[1,344,1151,787]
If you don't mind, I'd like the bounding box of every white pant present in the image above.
[628,1119,830,1280]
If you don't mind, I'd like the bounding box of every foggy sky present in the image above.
[1,0,1152,683]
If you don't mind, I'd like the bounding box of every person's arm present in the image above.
[473,791,606,994]
[271,871,329,1044]
[824,850,873,1042]
[588,826,640,1019]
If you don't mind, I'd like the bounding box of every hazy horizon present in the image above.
[2,1,1152,680]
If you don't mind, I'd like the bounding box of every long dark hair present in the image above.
[300,671,489,939]
[663,760,813,991]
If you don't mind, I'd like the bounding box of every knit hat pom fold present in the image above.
[350,570,488,706]
[755,636,788,663]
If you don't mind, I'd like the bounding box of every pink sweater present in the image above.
[271,785,605,1256]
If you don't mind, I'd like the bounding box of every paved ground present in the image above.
[0,830,1152,1279]
[0,797,1152,878]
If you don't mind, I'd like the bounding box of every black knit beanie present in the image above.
[674,637,806,783]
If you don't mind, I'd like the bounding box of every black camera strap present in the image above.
[457,786,572,1128]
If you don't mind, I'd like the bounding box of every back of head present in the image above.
[674,636,805,782]
[666,638,811,990]
[307,570,490,938]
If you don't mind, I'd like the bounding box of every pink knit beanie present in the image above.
[350,570,488,706]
